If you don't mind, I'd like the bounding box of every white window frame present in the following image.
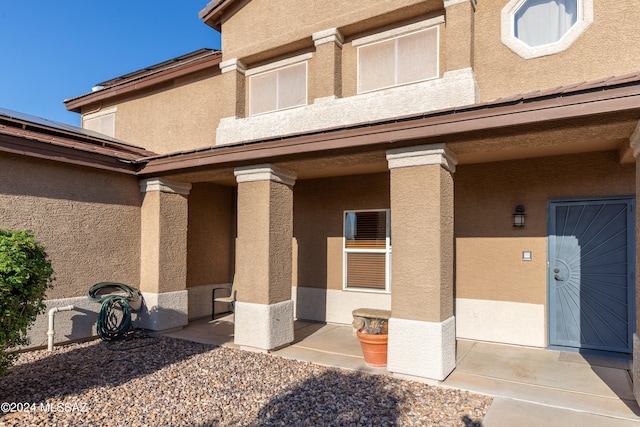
[356,26,440,94]
[501,0,593,59]
[82,107,116,137]
[247,54,310,117]
[342,209,392,293]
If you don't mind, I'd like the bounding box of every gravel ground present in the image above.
[0,335,492,426]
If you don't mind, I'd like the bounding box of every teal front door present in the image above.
[548,197,635,353]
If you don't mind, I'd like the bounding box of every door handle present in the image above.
[554,274,564,281]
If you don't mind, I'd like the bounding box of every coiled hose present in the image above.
[88,282,141,341]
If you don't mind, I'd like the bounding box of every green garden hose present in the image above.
[88,282,141,341]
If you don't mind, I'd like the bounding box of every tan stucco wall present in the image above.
[310,41,342,101]
[475,0,640,101]
[0,153,141,299]
[221,0,443,61]
[293,173,390,292]
[340,41,358,99]
[140,189,189,294]
[220,68,247,119]
[443,0,474,72]
[390,165,454,323]
[89,69,225,154]
[235,179,293,304]
[187,183,235,287]
[455,151,635,305]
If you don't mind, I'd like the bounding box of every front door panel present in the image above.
[548,198,635,353]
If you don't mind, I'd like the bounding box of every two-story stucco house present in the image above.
[4,0,640,404]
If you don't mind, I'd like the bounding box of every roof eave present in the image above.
[0,132,143,175]
[199,0,236,31]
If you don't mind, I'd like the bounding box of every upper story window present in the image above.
[82,107,116,138]
[357,27,439,94]
[249,61,307,116]
[343,210,391,293]
[515,0,577,47]
[502,0,593,59]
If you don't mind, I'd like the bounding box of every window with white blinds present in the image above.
[83,111,115,137]
[343,210,391,292]
[249,62,307,116]
[357,27,439,94]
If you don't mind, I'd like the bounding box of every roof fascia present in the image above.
[0,133,141,175]
[0,117,154,158]
[65,53,222,113]
[138,83,640,176]
[199,0,238,30]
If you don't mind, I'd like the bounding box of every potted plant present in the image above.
[354,310,390,368]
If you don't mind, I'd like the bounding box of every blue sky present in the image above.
[1,1,221,126]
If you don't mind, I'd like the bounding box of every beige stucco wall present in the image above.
[475,0,640,101]
[310,41,342,101]
[87,69,225,154]
[140,189,189,294]
[235,179,293,305]
[443,0,474,72]
[390,165,454,323]
[187,183,235,287]
[293,173,390,292]
[0,152,141,299]
[455,151,635,305]
[221,0,443,61]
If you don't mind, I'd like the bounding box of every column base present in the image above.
[388,316,456,381]
[234,300,294,351]
[135,290,188,331]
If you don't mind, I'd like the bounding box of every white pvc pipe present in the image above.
[47,305,74,351]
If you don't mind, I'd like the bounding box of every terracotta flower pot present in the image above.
[357,328,388,367]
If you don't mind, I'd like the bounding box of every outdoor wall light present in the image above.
[513,205,525,228]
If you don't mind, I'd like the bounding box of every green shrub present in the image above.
[0,230,54,375]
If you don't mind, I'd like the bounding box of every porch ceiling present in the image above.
[451,114,638,165]
[160,150,390,185]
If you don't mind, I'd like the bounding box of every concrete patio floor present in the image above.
[164,315,640,426]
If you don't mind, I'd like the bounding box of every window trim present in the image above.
[248,61,308,117]
[356,26,440,95]
[342,209,392,293]
[352,15,444,47]
[501,0,593,59]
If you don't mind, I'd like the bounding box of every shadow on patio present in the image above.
[168,316,640,423]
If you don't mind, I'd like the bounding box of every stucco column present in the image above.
[138,178,191,331]
[630,124,640,404]
[312,28,343,100]
[444,0,475,72]
[233,164,297,351]
[385,144,457,380]
[219,58,247,118]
